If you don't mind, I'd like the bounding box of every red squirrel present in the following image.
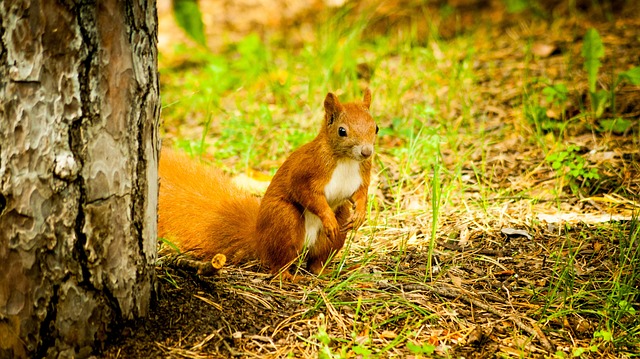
[158,89,378,277]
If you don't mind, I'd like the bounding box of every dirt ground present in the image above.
[103,219,637,358]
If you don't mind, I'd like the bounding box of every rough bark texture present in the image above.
[0,1,159,357]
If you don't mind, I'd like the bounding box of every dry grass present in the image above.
[139,215,637,358]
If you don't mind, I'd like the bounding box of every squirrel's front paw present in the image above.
[339,209,365,233]
[323,216,340,241]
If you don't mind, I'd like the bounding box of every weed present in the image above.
[546,144,599,194]
[582,28,607,117]
[160,269,180,289]
[406,340,436,356]
[542,82,569,120]
[427,136,442,281]
[172,0,207,47]
[598,118,633,134]
[158,237,181,254]
[314,317,375,359]
[582,28,640,119]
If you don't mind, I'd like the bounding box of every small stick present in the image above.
[165,253,227,276]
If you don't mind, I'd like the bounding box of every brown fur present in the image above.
[158,90,377,276]
[158,150,260,263]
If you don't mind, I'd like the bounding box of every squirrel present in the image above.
[158,89,378,278]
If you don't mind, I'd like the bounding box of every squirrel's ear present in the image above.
[362,88,372,109]
[324,92,342,125]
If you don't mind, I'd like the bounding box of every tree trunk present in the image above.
[0,1,159,357]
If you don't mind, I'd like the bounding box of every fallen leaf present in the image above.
[546,108,559,119]
[459,226,470,247]
[355,335,368,345]
[494,270,515,277]
[532,42,556,57]
[380,330,397,339]
[574,319,591,334]
[501,228,532,240]
[593,241,603,252]
[574,262,586,276]
[466,326,484,345]
[450,274,463,288]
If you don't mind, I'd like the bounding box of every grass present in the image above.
[155,2,640,358]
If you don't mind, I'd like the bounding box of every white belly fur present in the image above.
[304,160,362,248]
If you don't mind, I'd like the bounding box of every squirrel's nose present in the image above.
[361,145,373,158]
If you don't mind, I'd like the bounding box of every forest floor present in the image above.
[105,1,638,358]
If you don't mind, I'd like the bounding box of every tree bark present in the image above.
[0,1,159,357]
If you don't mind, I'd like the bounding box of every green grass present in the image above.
[536,219,640,355]
[158,3,640,357]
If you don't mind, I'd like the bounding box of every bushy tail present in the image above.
[158,149,260,263]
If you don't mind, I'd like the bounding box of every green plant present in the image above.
[525,103,563,134]
[582,28,606,117]
[582,28,640,118]
[598,117,633,134]
[616,66,640,85]
[316,324,341,359]
[570,329,612,356]
[406,340,436,355]
[314,323,374,359]
[546,144,599,193]
[233,34,269,82]
[427,137,442,281]
[542,83,568,106]
[504,0,531,13]
[542,82,569,119]
[160,269,180,289]
[540,230,581,314]
[610,66,640,118]
[502,0,549,17]
[158,237,181,254]
[523,78,567,137]
[172,0,207,47]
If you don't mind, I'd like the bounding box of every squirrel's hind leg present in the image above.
[257,200,306,276]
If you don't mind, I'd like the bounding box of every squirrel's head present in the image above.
[323,88,378,162]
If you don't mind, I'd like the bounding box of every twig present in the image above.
[164,253,227,276]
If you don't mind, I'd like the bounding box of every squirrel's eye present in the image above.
[375,125,379,134]
[338,127,347,137]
